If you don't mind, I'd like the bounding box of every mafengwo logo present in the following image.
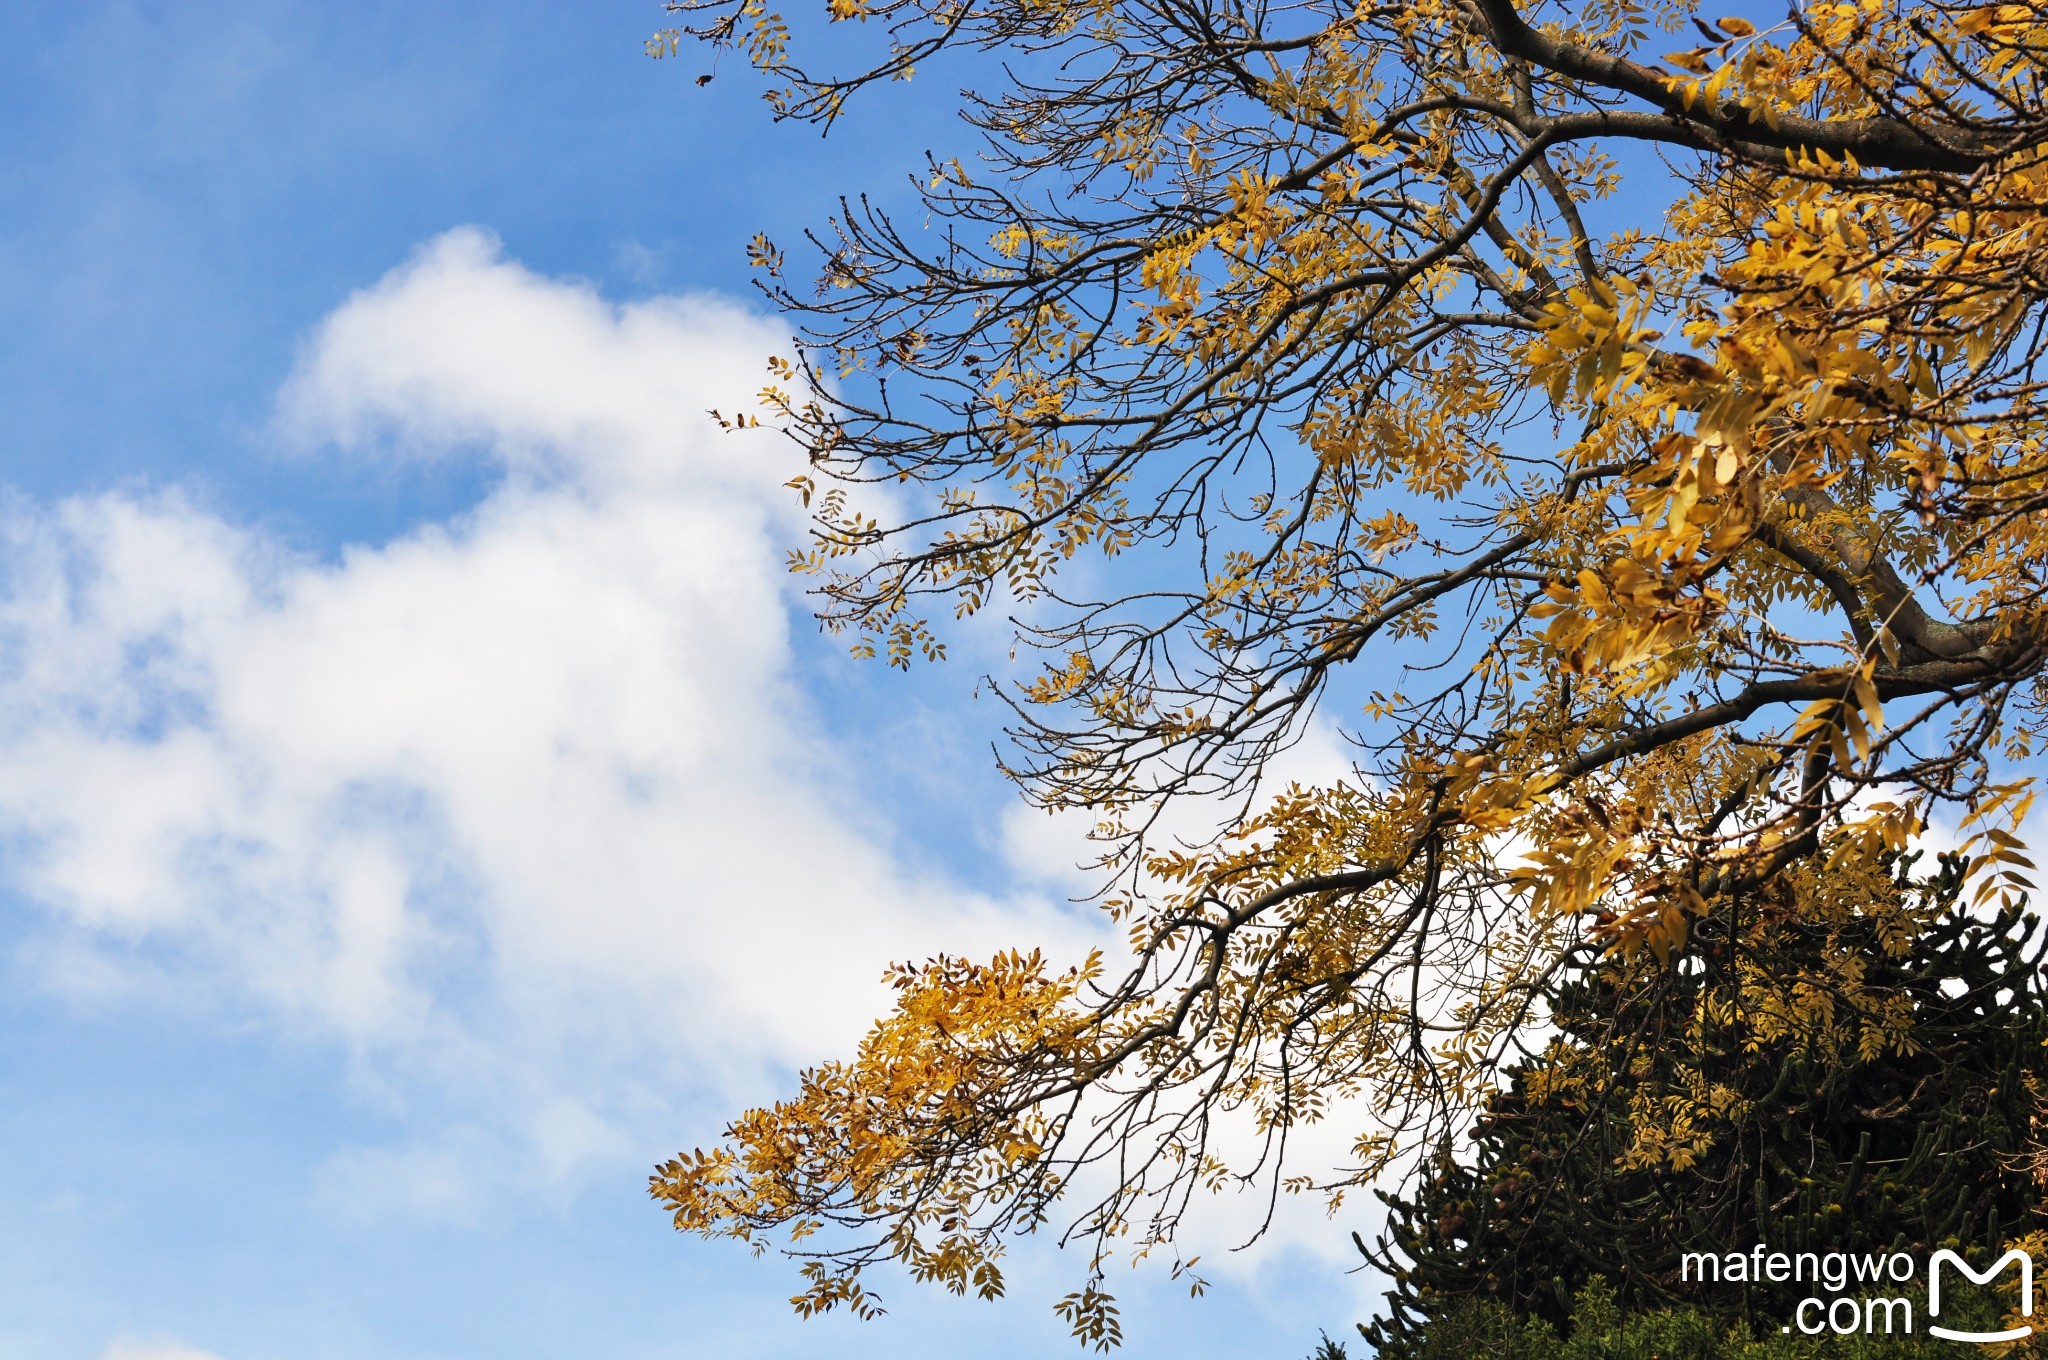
[1680,1245,2035,1341]
[1927,1250,2035,1343]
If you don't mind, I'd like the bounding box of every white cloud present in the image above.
[0,228,1094,1211]
[100,1339,227,1360]
[0,230,1381,1284]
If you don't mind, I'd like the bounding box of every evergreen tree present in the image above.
[1358,854,2047,1353]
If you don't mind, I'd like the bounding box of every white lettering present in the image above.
[1821,1253,1848,1292]
[1864,1297,1913,1334]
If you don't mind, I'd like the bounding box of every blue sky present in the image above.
[0,6,1375,1359]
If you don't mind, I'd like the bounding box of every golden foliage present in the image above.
[649,0,2048,1340]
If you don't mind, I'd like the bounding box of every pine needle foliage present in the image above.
[1369,1277,2012,1360]
[1360,855,2048,1351]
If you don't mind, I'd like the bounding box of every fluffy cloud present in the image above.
[0,229,1090,1204]
[0,230,1384,1285]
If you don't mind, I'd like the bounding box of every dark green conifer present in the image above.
[1355,854,2047,1354]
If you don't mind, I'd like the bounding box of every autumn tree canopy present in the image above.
[647,0,2048,1343]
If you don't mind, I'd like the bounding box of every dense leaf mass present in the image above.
[1362,855,2048,1349]
[1339,1277,2018,1360]
[646,0,2048,1340]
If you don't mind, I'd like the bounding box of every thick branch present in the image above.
[1778,484,1987,660]
[1469,0,2003,172]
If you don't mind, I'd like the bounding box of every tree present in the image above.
[1359,853,2048,1350]
[1349,1276,2018,1360]
[644,0,2048,1342]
